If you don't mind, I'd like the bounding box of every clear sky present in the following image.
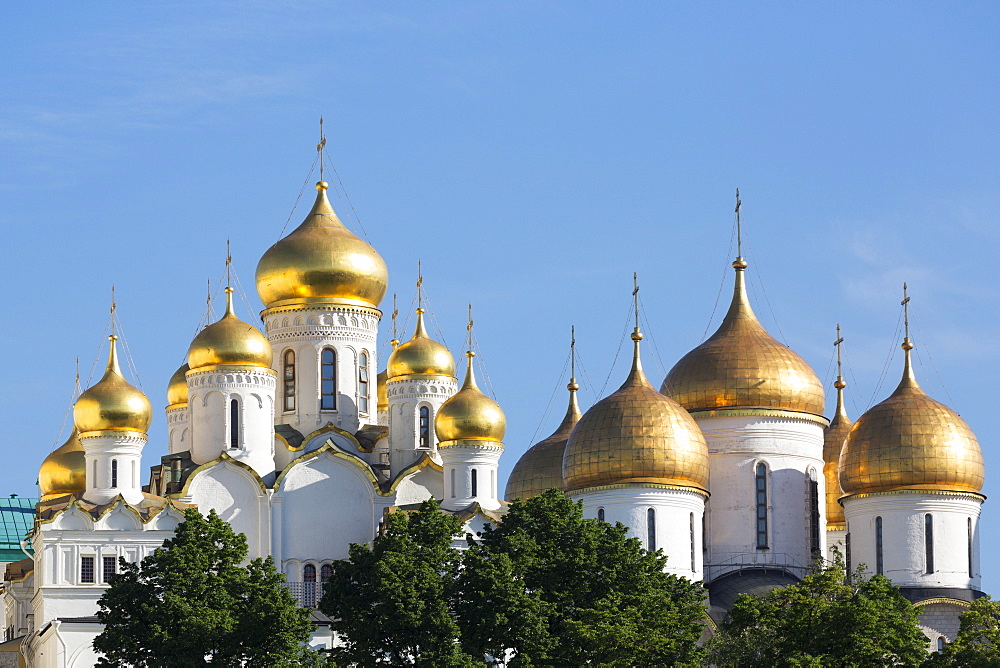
[2,3,997,589]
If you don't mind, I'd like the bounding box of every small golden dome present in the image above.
[377,368,388,412]
[74,335,152,434]
[38,428,86,500]
[255,181,388,309]
[187,288,272,370]
[167,362,190,407]
[506,379,581,500]
[563,330,710,492]
[839,339,984,495]
[387,309,455,379]
[435,352,506,445]
[823,375,851,527]
[662,259,825,416]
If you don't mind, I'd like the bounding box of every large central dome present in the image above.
[256,181,388,309]
[662,258,825,416]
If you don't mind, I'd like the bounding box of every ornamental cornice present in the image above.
[79,430,148,444]
[690,408,830,428]
[437,439,504,452]
[266,330,378,344]
[262,303,382,319]
[568,482,710,498]
[841,489,986,503]
[912,597,972,609]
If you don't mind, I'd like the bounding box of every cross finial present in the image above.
[110,285,117,335]
[467,303,474,351]
[735,188,743,259]
[834,323,845,373]
[391,293,399,344]
[901,282,911,341]
[226,239,232,288]
[317,116,327,181]
[416,260,424,309]
[570,325,576,379]
[74,357,81,398]
[632,272,640,330]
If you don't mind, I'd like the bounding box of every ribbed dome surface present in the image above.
[74,336,152,434]
[435,352,505,445]
[662,260,825,416]
[387,309,455,378]
[39,428,86,500]
[167,362,190,407]
[187,289,272,370]
[506,382,581,500]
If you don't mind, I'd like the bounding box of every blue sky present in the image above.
[2,3,998,589]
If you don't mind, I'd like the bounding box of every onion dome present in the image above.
[187,288,272,370]
[376,368,389,412]
[563,328,709,492]
[435,351,506,445]
[506,378,581,500]
[662,257,825,416]
[167,362,190,407]
[823,375,851,528]
[74,335,152,434]
[839,334,984,495]
[38,428,86,500]
[256,181,388,309]
[387,308,456,379]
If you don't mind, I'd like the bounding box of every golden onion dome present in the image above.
[187,288,272,370]
[563,329,709,492]
[506,379,581,500]
[377,368,388,412]
[387,308,455,379]
[839,337,984,495]
[38,428,86,500]
[167,362,190,407]
[435,351,506,445]
[662,258,825,416]
[823,375,851,528]
[74,335,152,434]
[256,181,388,309]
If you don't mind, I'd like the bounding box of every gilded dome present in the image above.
[662,259,825,416]
[38,428,86,500]
[74,335,152,434]
[436,352,506,445]
[506,380,582,500]
[377,368,388,412]
[563,330,709,492]
[256,181,388,309]
[387,309,455,379]
[167,362,190,407]
[188,288,272,370]
[839,339,984,495]
[823,376,851,528]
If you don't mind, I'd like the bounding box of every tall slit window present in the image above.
[450,469,456,498]
[968,517,974,577]
[419,407,430,448]
[755,463,768,549]
[846,530,852,572]
[875,516,884,575]
[597,508,605,522]
[230,399,240,449]
[925,514,934,574]
[808,469,820,558]
[321,348,336,411]
[937,637,945,653]
[283,350,296,412]
[690,512,696,572]
[471,469,478,497]
[358,351,370,413]
[80,556,95,584]
[647,508,657,551]
[111,460,118,488]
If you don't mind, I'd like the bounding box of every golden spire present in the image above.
[824,324,852,529]
[462,303,478,392]
[317,116,327,181]
[625,272,648,386]
[390,293,400,348]
[898,282,919,389]
[74,333,153,434]
[833,324,848,422]
[386,276,455,379]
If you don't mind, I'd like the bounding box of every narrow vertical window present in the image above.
[303,564,317,607]
[450,469,456,498]
[702,513,707,553]
[925,514,934,574]
[808,470,820,557]
[358,351,370,413]
[846,530,852,572]
[419,406,430,448]
[131,460,137,488]
[647,508,656,551]
[230,399,240,449]
[110,460,118,488]
[875,516,884,575]
[283,350,296,412]
[320,564,333,584]
[756,463,768,549]
[103,556,117,583]
[471,469,478,497]
[491,470,496,498]
[597,508,605,522]
[937,637,945,653]
[320,348,336,410]
[690,512,696,572]
[92,460,97,487]
[81,556,95,584]
[968,517,974,577]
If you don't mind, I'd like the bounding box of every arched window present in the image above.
[358,351,370,413]
[230,399,240,449]
[92,460,97,487]
[968,517,974,577]
[419,406,430,448]
[846,529,852,572]
[321,564,333,584]
[875,516,884,575]
[132,460,137,487]
[808,468,820,558]
[925,514,935,574]
[937,637,945,653]
[756,463,768,549]
[597,508,605,522]
[647,508,657,551]
[283,350,296,412]
[471,469,478,497]
[321,348,336,411]
[110,460,118,488]
[450,469,456,498]
[303,564,317,607]
[690,512,696,572]
[491,469,496,498]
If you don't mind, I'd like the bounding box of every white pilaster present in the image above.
[439,442,503,512]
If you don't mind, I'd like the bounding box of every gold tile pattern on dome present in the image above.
[506,382,581,500]
[563,332,709,492]
[823,379,851,528]
[839,342,984,495]
[661,260,825,416]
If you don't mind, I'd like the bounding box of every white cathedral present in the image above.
[0,165,987,666]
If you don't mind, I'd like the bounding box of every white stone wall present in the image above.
[81,431,146,505]
[386,375,456,477]
[440,443,503,511]
[570,485,707,580]
[827,527,847,564]
[842,492,982,589]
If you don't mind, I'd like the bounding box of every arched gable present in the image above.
[182,457,268,558]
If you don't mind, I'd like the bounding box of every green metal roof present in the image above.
[0,496,37,562]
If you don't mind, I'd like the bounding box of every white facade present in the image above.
[439,442,503,512]
[385,374,456,477]
[80,432,146,507]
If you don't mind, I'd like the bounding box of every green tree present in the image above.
[93,508,314,668]
[707,564,929,667]
[454,489,707,667]
[924,595,1000,667]
[319,498,476,667]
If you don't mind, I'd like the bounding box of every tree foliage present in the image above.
[924,595,1000,667]
[707,564,929,667]
[93,508,314,667]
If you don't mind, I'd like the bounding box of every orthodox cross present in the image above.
[317,116,327,180]
[735,188,743,259]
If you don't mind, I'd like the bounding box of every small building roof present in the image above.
[0,496,37,561]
